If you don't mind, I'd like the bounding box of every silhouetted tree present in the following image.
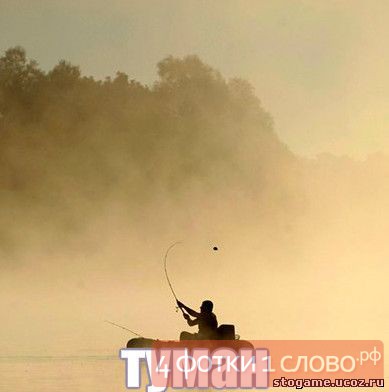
[0,47,299,239]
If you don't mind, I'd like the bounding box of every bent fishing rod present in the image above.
[163,241,186,315]
[106,242,184,337]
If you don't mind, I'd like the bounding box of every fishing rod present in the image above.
[104,320,143,338]
[163,241,185,315]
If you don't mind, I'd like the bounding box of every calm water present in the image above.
[0,355,127,392]
[0,356,383,392]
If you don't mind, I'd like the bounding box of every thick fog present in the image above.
[0,48,387,356]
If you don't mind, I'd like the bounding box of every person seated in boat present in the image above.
[176,299,218,340]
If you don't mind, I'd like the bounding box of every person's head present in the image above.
[200,300,213,313]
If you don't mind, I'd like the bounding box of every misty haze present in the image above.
[1,42,387,349]
[0,1,388,391]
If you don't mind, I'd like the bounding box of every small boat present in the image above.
[127,324,253,349]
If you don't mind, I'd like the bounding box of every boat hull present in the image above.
[126,337,253,350]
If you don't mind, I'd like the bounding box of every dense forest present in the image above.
[1,47,388,262]
[0,47,302,255]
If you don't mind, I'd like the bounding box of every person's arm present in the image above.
[177,300,200,318]
[183,313,198,327]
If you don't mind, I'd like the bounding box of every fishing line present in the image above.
[104,320,143,338]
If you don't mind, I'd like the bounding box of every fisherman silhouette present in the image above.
[177,300,218,340]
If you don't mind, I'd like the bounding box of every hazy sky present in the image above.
[0,0,388,157]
